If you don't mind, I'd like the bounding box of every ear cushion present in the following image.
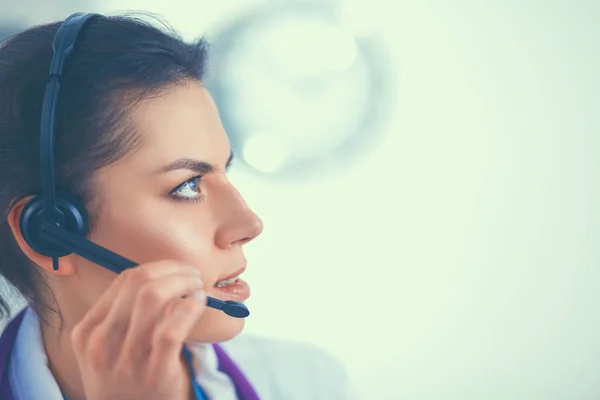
[19,190,89,257]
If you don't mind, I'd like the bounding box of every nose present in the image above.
[214,184,264,249]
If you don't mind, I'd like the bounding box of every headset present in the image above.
[18,13,249,319]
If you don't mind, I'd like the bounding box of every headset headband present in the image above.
[39,12,98,226]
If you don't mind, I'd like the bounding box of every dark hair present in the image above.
[0,12,209,321]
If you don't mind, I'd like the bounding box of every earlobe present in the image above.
[6,196,76,276]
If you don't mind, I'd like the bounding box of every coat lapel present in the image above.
[0,308,28,400]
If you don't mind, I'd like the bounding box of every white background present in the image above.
[1,1,599,399]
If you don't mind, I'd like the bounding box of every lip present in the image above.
[215,265,246,284]
[212,279,251,301]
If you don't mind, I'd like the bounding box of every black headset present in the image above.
[18,13,249,319]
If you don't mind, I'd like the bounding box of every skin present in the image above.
[7,81,263,399]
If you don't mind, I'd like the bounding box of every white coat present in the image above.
[2,307,356,400]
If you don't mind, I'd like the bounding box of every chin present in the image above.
[185,307,246,344]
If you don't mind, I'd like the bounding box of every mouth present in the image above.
[212,266,251,301]
[213,266,246,288]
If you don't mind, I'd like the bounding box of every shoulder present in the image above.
[221,334,355,400]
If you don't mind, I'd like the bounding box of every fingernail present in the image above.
[193,290,205,303]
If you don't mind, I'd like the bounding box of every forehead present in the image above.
[127,81,230,167]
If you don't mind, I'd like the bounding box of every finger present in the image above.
[72,261,199,353]
[119,274,205,363]
[96,265,199,355]
[147,293,207,375]
[103,262,200,327]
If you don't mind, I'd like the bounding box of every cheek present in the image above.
[79,198,243,343]
[89,200,217,277]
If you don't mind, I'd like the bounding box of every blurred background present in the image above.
[1,0,599,399]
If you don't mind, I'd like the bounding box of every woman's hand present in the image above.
[70,260,206,400]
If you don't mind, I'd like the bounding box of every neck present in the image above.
[41,317,194,400]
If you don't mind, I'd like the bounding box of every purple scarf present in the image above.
[0,308,260,400]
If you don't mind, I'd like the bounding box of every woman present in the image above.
[0,12,353,400]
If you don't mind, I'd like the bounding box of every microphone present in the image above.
[39,222,250,318]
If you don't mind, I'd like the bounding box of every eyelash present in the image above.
[169,174,206,203]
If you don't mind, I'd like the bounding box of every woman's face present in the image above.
[72,81,263,342]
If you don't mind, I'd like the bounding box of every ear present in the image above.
[6,196,76,276]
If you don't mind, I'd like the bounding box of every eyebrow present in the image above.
[156,151,234,175]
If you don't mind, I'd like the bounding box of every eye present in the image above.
[169,175,206,202]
